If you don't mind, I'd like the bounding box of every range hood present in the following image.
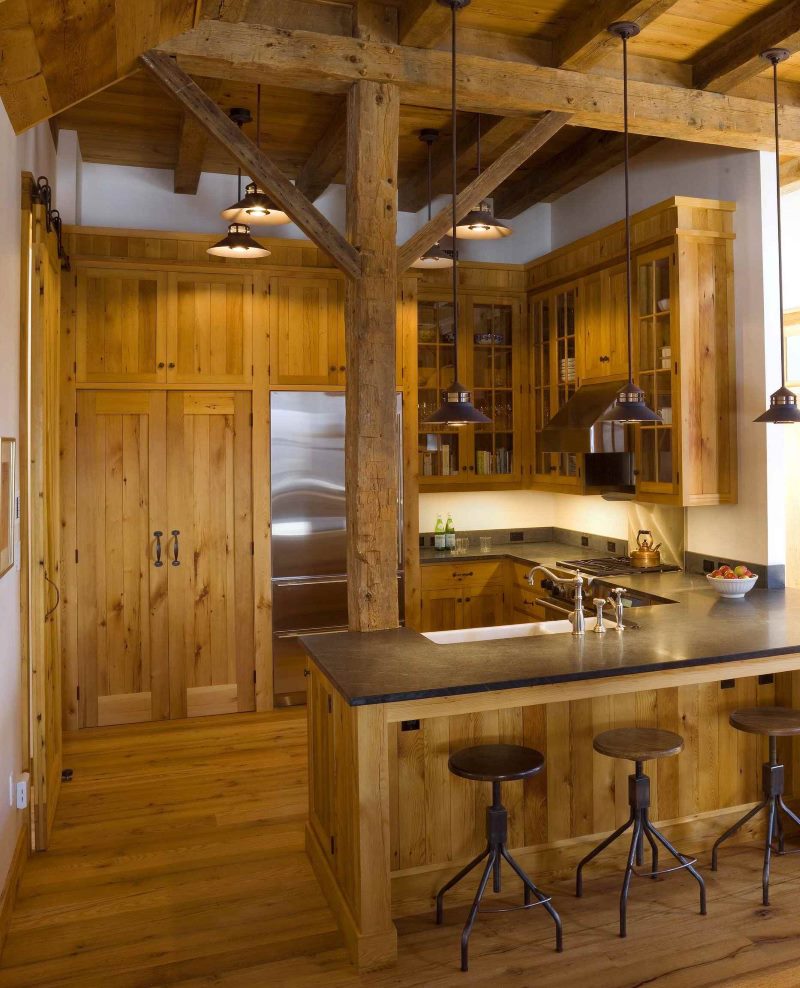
[539,379,628,454]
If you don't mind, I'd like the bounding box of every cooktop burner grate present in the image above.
[557,557,681,577]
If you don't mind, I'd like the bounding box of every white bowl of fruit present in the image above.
[706,564,758,598]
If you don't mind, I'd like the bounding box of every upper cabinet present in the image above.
[268,275,344,387]
[527,196,737,507]
[76,268,166,384]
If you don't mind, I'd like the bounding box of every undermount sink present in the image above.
[423,617,601,645]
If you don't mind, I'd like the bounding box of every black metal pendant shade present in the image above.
[424,0,490,428]
[412,129,455,270]
[603,21,661,426]
[207,223,271,258]
[221,182,290,226]
[755,48,799,424]
[454,201,512,239]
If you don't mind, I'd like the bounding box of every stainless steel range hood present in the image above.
[539,379,628,454]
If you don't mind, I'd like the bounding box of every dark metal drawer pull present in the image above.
[171,530,181,566]
[154,531,164,568]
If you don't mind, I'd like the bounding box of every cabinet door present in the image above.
[166,272,253,385]
[270,276,343,386]
[417,299,462,482]
[166,392,256,719]
[462,589,505,629]
[580,266,628,381]
[419,589,463,631]
[75,392,169,727]
[76,268,166,384]
[604,264,630,379]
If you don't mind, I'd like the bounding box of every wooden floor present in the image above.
[3,711,800,987]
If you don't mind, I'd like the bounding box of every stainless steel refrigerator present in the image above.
[270,391,403,706]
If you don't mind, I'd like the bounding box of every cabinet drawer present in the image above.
[512,585,546,620]
[421,560,503,592]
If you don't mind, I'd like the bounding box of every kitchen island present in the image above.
[301,583,800,971]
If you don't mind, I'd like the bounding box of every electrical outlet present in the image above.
[581,535,589,547]
[8,774,13,808]
[15,773,29,810]
[703,559,715,573]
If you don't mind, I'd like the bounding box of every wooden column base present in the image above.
[305,823,397,971]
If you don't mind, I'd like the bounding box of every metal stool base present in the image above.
[576,763,707,938]
[712,738,800,906]
[435,781,563,971]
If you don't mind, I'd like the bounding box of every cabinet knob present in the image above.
[329,365,337,373]
[168,362,175,369]
[339,365,346,372]
[158,362,165,369]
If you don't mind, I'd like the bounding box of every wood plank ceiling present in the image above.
[4,0,800,218]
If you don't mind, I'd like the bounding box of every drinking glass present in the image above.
[455,536,470,555]
[479,537,492,553]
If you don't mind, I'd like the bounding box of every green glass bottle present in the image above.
[434,514,446,551]
[445,513,456,551]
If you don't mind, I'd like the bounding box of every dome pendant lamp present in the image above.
[756,48,800,423]
[411,129,454,269]
[453,114,512,240]
[425,0,491,427]
[209,107,270,259]
[220,86,291,227]
[603,22,661,425]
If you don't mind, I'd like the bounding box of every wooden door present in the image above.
[269,276,343,386]
[462,589,505,629]
[166,392,255,719]
[166,272,253,385]
[419,589,462,632]
[76,267,166,384]
[75,392,169,727]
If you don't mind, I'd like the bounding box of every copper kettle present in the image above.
[630,530,662,568]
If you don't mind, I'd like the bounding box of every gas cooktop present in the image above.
[557,557,681,577]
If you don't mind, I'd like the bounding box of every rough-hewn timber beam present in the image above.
[400,0,451,48]
[159,21,800,154]
[781,155,800,192]
[495,130,658,218]
[140,50,361,280]
[173,78,222,195]
[556,0,681,71]
[295,114,347,203]
[398,112,572,272]
[345,79,400,632]
[693,0,800,93]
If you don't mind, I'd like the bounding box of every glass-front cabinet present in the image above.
[531,282,581,488]
[417,293,522,487]
[635,248,679,497]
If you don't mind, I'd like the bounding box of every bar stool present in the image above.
[435,743,563,971]
[576,727,707,937]
[712,706,800,905]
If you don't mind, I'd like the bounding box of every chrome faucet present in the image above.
[527,565,593,637]
[609,587,626,632]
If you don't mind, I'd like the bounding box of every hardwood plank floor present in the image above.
[1,710,800,987]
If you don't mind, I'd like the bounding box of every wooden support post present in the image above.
[345,80,401,632]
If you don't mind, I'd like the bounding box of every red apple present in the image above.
[724,571,737,580]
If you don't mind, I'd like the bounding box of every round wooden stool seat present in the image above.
[593,727,684,762]
[448,743,544,783]
[729,707,800,737]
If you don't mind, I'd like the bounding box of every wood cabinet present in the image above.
[74,389,256,727]
[416,293,524,489]
[76,268,166,384]
[527,196,737,506]
[268,274,345,387]
[419,560,508,631]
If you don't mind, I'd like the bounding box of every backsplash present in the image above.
[418,525,629,556]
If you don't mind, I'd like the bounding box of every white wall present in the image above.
[0,108,56,896]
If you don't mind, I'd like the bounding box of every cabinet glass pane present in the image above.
[471,302,514,476]
[418,301,460,477]
[532,296,555,476]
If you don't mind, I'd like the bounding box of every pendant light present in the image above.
[603,22,661,425]
[221,86,291,227]
[425,0,491,427]
[453,114,512,240]
[208,107,270,259]
[756,48,800,423]
[411,129,454,269]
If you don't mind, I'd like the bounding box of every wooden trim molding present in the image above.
[0,822,29,960]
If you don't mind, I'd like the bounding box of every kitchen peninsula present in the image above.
[302,581,800,971]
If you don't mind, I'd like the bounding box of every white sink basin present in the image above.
[422,617,600,645]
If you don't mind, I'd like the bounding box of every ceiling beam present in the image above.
[140,50,361,280]
[295,114,347,202]
[398,112,572,272]
[399,0,451,48]
[495,130,659,218]
[173,77,221,194]
[556,0,681,72]
[160,20,800,153]
[693,0,800,93]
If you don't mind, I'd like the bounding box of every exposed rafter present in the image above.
[173,78,220,194]
[399,0,451,48]
[295,114,347,203]
[556,0,681,71]
[140,50,361,279]
[693,0,800,93]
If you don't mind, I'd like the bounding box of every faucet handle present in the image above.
[592,598,607,634]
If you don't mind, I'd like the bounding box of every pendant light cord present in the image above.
[476,112,481,176]
[623,31,633,385]
[772,56,787,386]
[451,1,460,386]
[427,138,433,222]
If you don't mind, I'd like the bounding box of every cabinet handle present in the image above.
[469,466,474,472]
[158,362,165,369]
[465,597,471,603]
[339,365,346,372]
[453,571,474,578]
[168,362,175,369]
[153,531,164,568]
[329,365,337,373]
[171,530,181,566]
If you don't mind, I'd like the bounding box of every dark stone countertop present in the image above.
[302,543,800,706]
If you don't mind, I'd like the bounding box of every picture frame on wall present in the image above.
[0,438,15,578]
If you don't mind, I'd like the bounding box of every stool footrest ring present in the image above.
[478,895,553,915]
[632,856,697,879]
